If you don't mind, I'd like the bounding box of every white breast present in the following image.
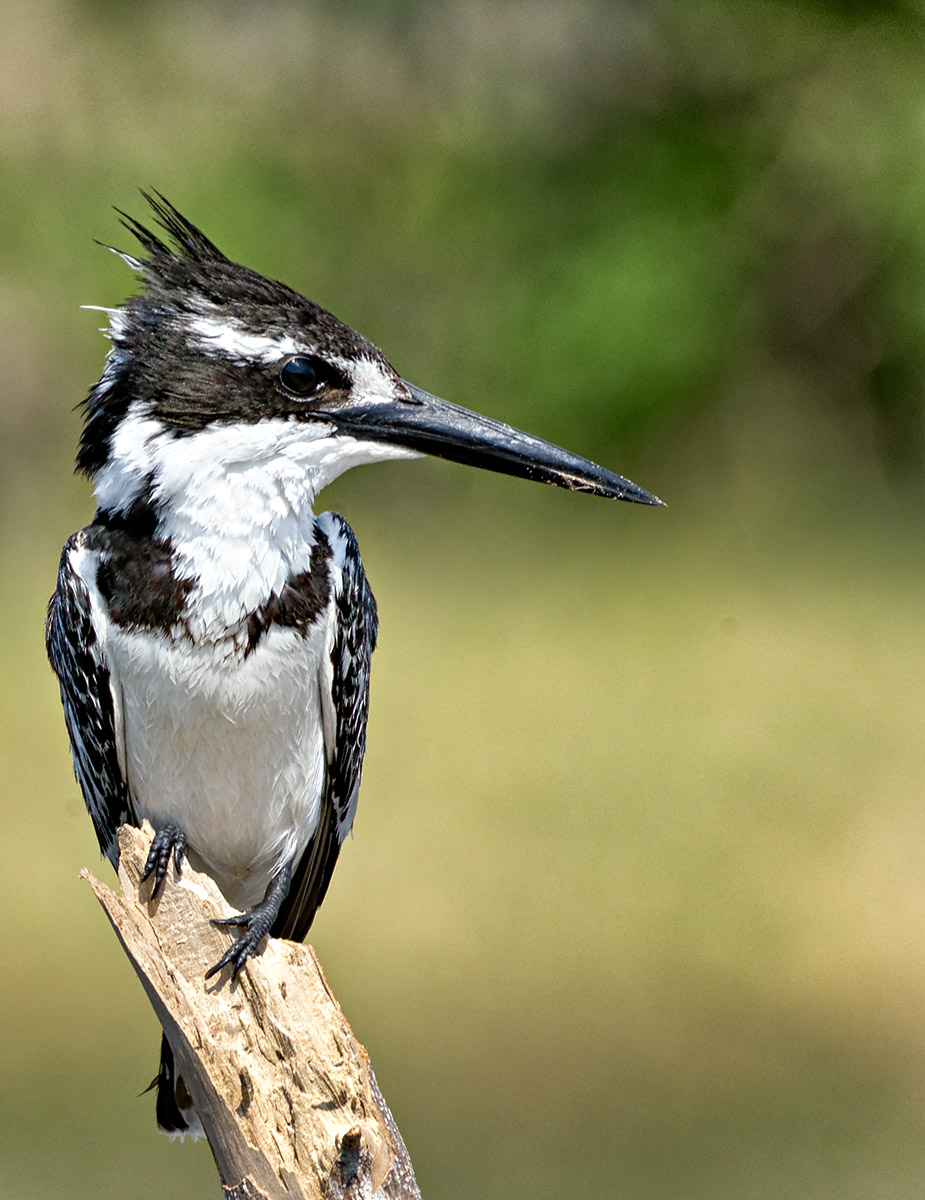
[106,618,331,910]
[87,409,390,909]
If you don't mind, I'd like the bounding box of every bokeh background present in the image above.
[4,1,925,1196]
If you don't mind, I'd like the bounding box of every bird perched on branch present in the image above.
[46,193,662,1135]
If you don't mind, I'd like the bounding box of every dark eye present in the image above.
[279,356,322,397]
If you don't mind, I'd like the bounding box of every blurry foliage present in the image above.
[2,0,925,523]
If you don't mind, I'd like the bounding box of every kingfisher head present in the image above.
[80,192,663,518]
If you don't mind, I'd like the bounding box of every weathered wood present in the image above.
[83,822,421,1199]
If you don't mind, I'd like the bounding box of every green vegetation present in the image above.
[4,1,925,1196]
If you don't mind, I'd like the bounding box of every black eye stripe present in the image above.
[279,356,322,397]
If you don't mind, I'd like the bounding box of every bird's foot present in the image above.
[205,862,292,981]
[141,823,188,898]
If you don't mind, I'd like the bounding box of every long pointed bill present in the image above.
[325,381,664,505]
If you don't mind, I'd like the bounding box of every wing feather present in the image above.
[273,514,377,943]
[46,532,133,864]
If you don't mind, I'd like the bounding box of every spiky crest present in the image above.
[114,190,228,266]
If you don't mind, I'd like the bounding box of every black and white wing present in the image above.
[46,531,132,865]
[273,513,378,944]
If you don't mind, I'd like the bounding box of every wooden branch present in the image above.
[82,823,421,1200]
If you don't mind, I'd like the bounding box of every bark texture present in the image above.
[83,822,421,1199]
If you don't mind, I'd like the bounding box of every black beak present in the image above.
[324,381,664,505]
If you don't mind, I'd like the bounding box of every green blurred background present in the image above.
[4,0,925,1196]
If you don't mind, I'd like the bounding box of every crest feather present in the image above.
[114,190,227,264]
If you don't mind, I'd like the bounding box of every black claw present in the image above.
[141,823,188,899]
[204,861,292,981]
[211,913,250,929]
[204,920,271,981]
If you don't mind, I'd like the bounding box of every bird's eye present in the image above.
[279,356,322,397]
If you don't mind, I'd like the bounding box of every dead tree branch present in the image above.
[83,822,421,1200]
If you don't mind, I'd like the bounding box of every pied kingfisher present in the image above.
[46,193,662,1135]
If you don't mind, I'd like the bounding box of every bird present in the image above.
[45,192,663,1137]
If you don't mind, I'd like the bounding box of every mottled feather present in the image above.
[46,533,134,863]
[273,513,377,942]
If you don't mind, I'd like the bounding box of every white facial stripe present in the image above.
[188,317,402,405]
[186,314,303,364]
[330,353,398,401]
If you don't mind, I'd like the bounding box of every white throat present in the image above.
[93,402,418,638]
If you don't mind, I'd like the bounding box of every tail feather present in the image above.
[154,1034,204,1140]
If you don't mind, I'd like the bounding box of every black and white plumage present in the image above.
[46,194,661,1137]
